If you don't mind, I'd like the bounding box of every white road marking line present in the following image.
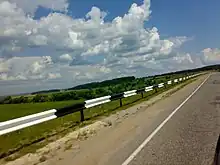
[121,74,210,165]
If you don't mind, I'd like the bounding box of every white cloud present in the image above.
[27,56,53,75]
[201,48,220,64]
[0,58,9,72]
[59,54,73,62]
[173,53,193,64]
[86,7,107,23]
[0,0,186,58]
[103,52,198,77]
[169,36,191,48]
[0,0,210,95]
[47,73,61,79]
[8,0,68,15]
[0,56,59,81]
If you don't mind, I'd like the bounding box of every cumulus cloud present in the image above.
[47,73,61,79]
[59,54,73,62]
[0,56,60,81]
[86,7,107,23]
[0,0,209,95]
[8,0,69,15]
[0,1,82,55]
[0,0,186,59]
[27,56,52,75]
[173,53,193,64]
[201,48,220,64]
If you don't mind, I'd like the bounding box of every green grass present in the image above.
[0,100,84,122]
[0,78,196,160]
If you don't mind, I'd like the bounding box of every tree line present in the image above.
[1,76,167,104]
[1,63,215,104]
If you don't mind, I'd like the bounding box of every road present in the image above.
[37,73,220,165]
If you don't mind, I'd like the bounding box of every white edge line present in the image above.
[121,74,210,165]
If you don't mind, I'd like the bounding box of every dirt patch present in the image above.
[2,121,109,165]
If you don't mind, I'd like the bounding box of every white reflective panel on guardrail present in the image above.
[183,77,186,80]
[167,80,172,85]
[145,86,153,92]
[0,109,57,136]
[85,96,111,108]
[124,90,137,98]
[179,78,182,81]
[174,79,178,83]
[158,83,164,88]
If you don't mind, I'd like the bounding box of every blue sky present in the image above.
[65,0,220,52]
[35,0,220,52]
[147,0,220,52]
[0,0,220,95]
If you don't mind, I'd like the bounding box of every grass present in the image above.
[0,100,84,122]
[0,77,197,161]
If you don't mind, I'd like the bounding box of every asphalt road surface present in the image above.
[123,74,220,165]
[38,73,220,165]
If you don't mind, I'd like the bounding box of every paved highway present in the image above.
[124,74,220,165]
[37,73,220,165]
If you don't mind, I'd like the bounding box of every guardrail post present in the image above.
[154,87,158,93]
[120,98,122,107]
[141,92,144,98]
[80,109,85,122]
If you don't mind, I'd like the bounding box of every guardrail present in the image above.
[0,73,202,136]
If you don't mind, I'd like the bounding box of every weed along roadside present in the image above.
[0,74,201,161]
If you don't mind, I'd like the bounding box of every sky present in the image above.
[0,0,220,95]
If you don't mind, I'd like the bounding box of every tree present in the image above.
[51,92,70,101]
[82,90,96,99]
[16,96,29,103]
[11,97,22,104]
[32,94,48,102]
[69,91,80,100]
[3,96,12,104]
[94,88,110,97]
[165,75,170,80]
